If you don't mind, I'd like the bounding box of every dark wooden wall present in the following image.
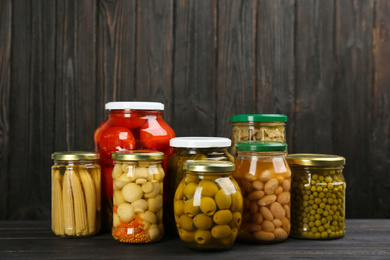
[0,0,389,220]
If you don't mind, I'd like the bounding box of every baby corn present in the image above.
[79,167,97,235]
[71,169,88,236]
[52,170,64,236]
[63,169,76,236]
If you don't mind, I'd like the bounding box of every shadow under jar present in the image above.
[174,160,243,251]
[234,141,291,243]
[287,154,346,240]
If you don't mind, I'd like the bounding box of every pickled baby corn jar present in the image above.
[230,114,287,157]
[111,151,165,243]
[287,154,346,239]
[174,161,243,251]
[94,102,175,230]
[51,151,101,237]
[234,141,291,243]
[166,137,234,233]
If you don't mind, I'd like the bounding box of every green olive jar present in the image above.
[174,160,243,251]
[166,137,234,234]
[287,154,346,239]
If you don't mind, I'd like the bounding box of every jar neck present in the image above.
[108,109,163,119]
[176,147,228,153]
[54,160,98,165]
[236,150,286,160]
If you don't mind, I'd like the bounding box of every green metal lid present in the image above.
[112,150,165,161]
[184,160,235,173]
[236,141,287,152]
[286,154,346,166]
[51,151,100,161]
[230,114,287,123]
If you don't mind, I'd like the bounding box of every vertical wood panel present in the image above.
[371,0,390,218]
[216,0,256,137]
[0,0,12,219]
[172,0,217,136]
[256,0,295,150]
[136,0,174,122]
[334,0,374,218]
[55,0,97,151]
[293,0,335,153]
[97,0,137,124]
[9,0,56,219]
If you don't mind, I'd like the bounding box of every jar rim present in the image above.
[230,114,287,123]
[236,141,287,151]
[105,101,164,111]
[170,137,231,148]
[112,150,164,161]
[52,151,100,161]
[184,160,235,172]
[286,153,346,166]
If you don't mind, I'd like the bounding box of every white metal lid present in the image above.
[105,102,164,110]
[170,137,231,148]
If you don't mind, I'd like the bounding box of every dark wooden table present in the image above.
[1,219,389,259]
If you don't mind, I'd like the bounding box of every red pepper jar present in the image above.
[94,102,175,230]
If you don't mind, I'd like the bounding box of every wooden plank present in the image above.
[55,0,97,151]
[97,0,137,124]
[371,0,390,218]
[8,0,56,220]
[333,0,374,218]
[293,0,335,153]
[0,0,12,220]
[256,0,295,149]
[135,0,174,123]
[216,0,256,137]
[172,0,217,136]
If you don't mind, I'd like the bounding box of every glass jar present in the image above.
[230,114,287,157]
[234,141,291,243]
[287,154,346,239]
[166,137,234,234]
[51,151,101,237]
[111,151,165,243]
[174,161,243,251]
[94,102,175,230]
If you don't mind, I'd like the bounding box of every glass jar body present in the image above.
[233,151,291,243]
[111,159,165,243]
[231,122,286,157]
[174,171,243,250]
[94,109,175,230]
[290,165,346,239]
[166,147,234,233]
[51,159,101,237]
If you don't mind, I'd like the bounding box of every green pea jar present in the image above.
[287,154,346,239]
[174,160,243,251]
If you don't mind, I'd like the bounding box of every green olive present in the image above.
[183,199,200,217]
[174,182,186,201]
[230,212,242,228]
[178,228,195,242]
[230,191,243,212]
[183,182,198,198]
[211,224,231,239]
[193,213,212,230]
[213,210,233,225]
[180,214,195,231]
[198,180,219,197]
[215,189,232,209]
[194,229,212,245]
[200,197,217,216]
[174,200,184,216]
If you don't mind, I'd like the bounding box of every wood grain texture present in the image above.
[135,0,174,123]
[371,0,390,218]
[216,0,256,138]
[334,0,374,218]
[293,0,335,153]
[256,0,295,151]
[172,0,217,136]
[0,0,12,219]
[97,0,137,124]
[55,0,96,152]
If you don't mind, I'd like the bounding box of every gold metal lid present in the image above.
[51,151,100,161]
[184,160,235,173]
[112,150,164,161]
[286,153,346,166]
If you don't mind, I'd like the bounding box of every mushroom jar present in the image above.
[111,151,165,243]
[174,161,243,251]
[287,154,346,239]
